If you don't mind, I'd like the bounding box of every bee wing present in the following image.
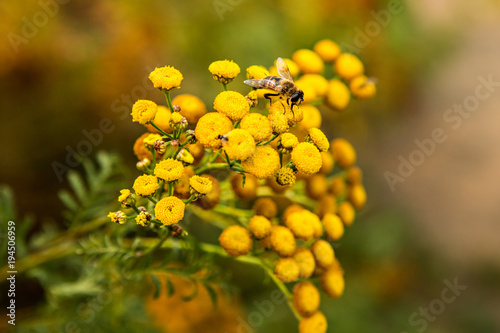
[276,57,294,82]
[244,79,277,90]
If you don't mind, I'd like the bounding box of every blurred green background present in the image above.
[1,0,500,332]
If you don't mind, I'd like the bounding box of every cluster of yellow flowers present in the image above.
[107,38,373,333]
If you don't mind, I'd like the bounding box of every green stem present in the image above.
[150,121,173,139]
[147,197,158,204]
[150,147,157,170]
[258,133,279,146]
[222,83,228,91]
[168,182,174,196]
[142,229,170,256]
[163,90,175,113]
[194,162,228,175]
[261,263,302,321]
[212,205,253,219]
[183,195,196,204]
[233,121,240,128]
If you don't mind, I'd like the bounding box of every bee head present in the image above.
[290,90,304,106]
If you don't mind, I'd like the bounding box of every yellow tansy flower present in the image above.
[269,101,303,127]
[145,106,173,134]
[268,110,289,134]
[326,79,351,111]
[349,75,376,99]
[172,94,207,125]
[279,133,299,152]
[314,39,341,62]
[291,142,322,175]
[230,173,258,200]
[252,197,278,219]
[154,196,185,226]
[305,174,328,200]
[334,53,364,80]
[222,129,255,161]
[274,257,300,283]
[293,247,316,279]
[322,213,344,241]
[338,196,358,222]
[186,142,205,165]
[248,215,272,240]
[108,211,127,224]
[195,174,221,210]
[131,100,158,125]
[149,66,183,91]
[195,112,233,149]
[299,105,322,131]
[275,167,296,187]
[174,167,195,199]
[319,152,335,174]
[189,175,213,196]
[330,180,346,202]
[118,189,135,208]
[330,138,357,168]
[242,146,280,180]
[299,74,329,97]
[316,194,337,219]
[209,60,240,85]
[136,212,151,227]
[177,149,194,165]
[307,128,329,152]
[240,113,272,142]
[246,65,270,80]
[348,184,367,210]
[219,225,253,257]
[214,91,250,122]
[299,311,328,333]
[292,49,325,74]
[321,267,345,298]
[311,240,335,269]
[285,210,315,241]
[270,226,296,257]
[346,166,363,184]
[154,158,184,182]
[293,282,321,317]
[245,90,259,107]
[143,133,163,148]
[295,79,317,104]
[133,174,159,197]
[282,204,304,224]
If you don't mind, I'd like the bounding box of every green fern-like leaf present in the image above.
[58,151,127,226]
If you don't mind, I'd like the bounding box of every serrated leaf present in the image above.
[203,282,218,308]
[241,173,246,187]
[150,274,161,299]
[67,170,88,204]
[82,158,98,190]
[58,190,79,212]
[165,276,175,297]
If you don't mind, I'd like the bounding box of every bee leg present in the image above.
[264,93,280,106]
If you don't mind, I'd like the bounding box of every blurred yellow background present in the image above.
[1,0,500,332]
